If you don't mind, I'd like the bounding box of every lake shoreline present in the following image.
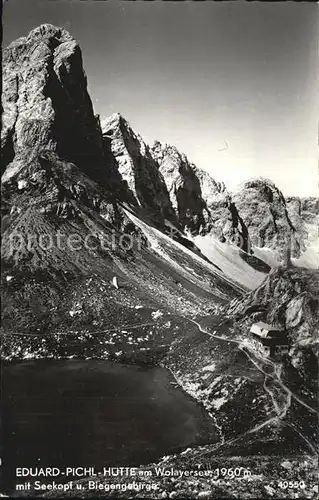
[1,358,220,496]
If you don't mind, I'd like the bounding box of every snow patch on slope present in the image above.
[193,235,267,290]
[124,208,245,297]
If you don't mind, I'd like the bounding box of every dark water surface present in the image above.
[1,360,217,493]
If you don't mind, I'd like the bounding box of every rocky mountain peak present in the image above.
[232,178,307,259]
[2,24,110,186]
[101,115,176,226]
[151,140,208,232]
[17,23,72,43]
[152,141,189,166]
[2,24,73,65]
[102,112,129,131]
[101,113,142,148]
[234,178,285,204]
[151,141,249,250]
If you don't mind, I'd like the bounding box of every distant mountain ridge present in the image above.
[100,115,316,262]
[1,23,318,294]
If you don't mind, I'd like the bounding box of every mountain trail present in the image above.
[187,317,318,456]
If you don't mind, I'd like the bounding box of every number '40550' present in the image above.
[278,480,306,489]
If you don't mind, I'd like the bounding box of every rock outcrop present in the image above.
[1,25,140,275]
[227,267,319,344]
[0,148,130,276]
[101,114,176,226]
[151,141,317,264]
[226,266,319,388]
[232,179,308,259]
[286,197,319,223]
[1,24,115,188]
[151,141,250,251]
[286,196,319,243]
[151,141,208,232]
[152,143,316,261]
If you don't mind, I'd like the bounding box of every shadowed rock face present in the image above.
[151,146,315,260]
[286,196,319,232]
[232,179,308,259]
[101,114,177,226]
[151,141,250,251]
[1,24,112,187]
[151,141,208,232]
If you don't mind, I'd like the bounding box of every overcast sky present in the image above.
[3,0,318,196]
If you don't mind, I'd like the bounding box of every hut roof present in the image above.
[250,322,282,338]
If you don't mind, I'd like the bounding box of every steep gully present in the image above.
[188,318,318,457]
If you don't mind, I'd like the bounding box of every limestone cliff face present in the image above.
[232,179,308,259]
[101,114,176,225]
[151,141,250,251]
[286,196,319,246]
[286,197,319,221]
[151,143,314,261]
[2,24,314,273]
[1,24,112,187]
[1,25,139,275]
[151,141,207,232]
